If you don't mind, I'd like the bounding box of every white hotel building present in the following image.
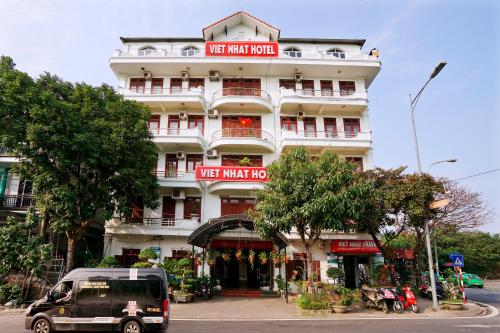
[104,12,381,290]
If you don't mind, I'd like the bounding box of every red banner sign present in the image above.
[195,166,268,182]
[330,240,380,254]
[205,41,279,57]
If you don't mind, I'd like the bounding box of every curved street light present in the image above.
[428,158,458,173]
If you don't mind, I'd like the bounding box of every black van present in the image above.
[25,268,169,333]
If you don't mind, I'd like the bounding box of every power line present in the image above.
[452,168,500,182]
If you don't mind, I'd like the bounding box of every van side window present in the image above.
[76,280,111,303]
[115,279,161,300]
[51,281,74,304]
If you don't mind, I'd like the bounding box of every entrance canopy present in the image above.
[187,214,288,249]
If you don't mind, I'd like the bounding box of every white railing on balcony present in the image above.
[212,88,272,102]
[154,170,196,180]
[117,216,200,227]
[281,129,371,141]
[123,86,204,96]
[149,127,204,138]
[280,88,367,100]
[211,128,274,142]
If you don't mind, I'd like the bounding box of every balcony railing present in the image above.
[154,170,195,179]
[149,127,204,137]
[211,128,274,142]
[1,195,35,209]
[282,130,369,140]
[280,88,367,99]
[125,86,204,95]
[212,88,272,101]
[119,216,199,227]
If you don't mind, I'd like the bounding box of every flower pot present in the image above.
[441,301,464,311]
[332,305,350,313]
[173,293,193,303]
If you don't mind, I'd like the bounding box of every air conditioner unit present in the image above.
[143,71,152,81]
[209,71,220,82]
[207,109,219,119]
[176,151,185,160]
[179,112,188,120]
[206,149,218,159]
[294,73,302,83]
[297,111,305,119]
[172,189,185,200]
[181,71,189,81]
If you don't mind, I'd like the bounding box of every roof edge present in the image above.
[120,37,205,43]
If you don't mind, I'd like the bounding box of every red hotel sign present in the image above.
[195,166,268,182]
[205,41,279,57]
[330,240,380,254]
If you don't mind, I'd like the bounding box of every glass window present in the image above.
[284,47,302,58]
[339,81,356,96]
[51,281,74,304]
[326,48,346,59]
[184,197,201,219]
[76,280,110,304]
[182,46,199,57]
[138,47,156,56]
[114,279,161,300]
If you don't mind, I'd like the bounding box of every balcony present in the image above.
[280,129,371,154]
[122,87,205,110]
[0,147,18,167]
[207,181,265,195]
[0,195,35,211]
[279,89,368,114]
[155,170,202,191]
[211,88,273,112]
[209,128,275,152]
[151,127,205,150]
[105,216,201,236]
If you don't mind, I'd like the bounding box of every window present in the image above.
[50,281,74,305]
[162,196,176,219]
[346,157,364,172]
[188,78,204,91]
[221,197,255,216]
[320,80,334,96]
[77,280,110,304]
[182,46,199,57]
[168,115,180,134]
[188,115,204,133]
[326,48,345,59]
[186,154,203,173]
[324,118,337,137]
[343,118,361,138]
[129,78,145,93]
[151,78,164,94]
[114,279,161,300]
[279,79,296,91]
[120,249,140,267]
[301,80,315,96]
[172,250,189,258]
[165,154,177,178]
[222,155,262,167]
[303,117,316,137]
[184,197,201,219]
[170,78,183,93]
[339,81,356,96]
[221,116,261,138]
[222,78,261,96]
[138,46,156,56]
[147,115,160,134]
[281,117,297,132]
[284,47,302,58]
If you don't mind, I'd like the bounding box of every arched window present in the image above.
[138,46,156,56]
[284,47,302,58]
[182,46,199,57]
[326,48,345,59]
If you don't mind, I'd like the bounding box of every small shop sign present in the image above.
[195,166,268,182]
[330,239,380,254]
[205,41,279,57]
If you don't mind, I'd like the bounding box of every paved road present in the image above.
[467,288,500,308]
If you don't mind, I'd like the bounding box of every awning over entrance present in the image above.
[187,214,288,249]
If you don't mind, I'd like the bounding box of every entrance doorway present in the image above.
[343,255,371,288]
[212,249,267,290]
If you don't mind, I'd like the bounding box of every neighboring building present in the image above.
[105,11,382,289]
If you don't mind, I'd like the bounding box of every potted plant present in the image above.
[441,279,464,310]
[222,252,231,262]
[235,249,243,262]
[248,250,256,269]
[326,267,345,286]
[259,252,268,265]
[172,258,195,303]
[239,157,252,167]
[332,287,359,313]
[275,274,288,297]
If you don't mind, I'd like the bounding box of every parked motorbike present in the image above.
[395,286,419,313]
[419,281,444,300]
[361,286,403,314]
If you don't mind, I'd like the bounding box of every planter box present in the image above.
[300,308,332,316]
[441,301,464,311]
[173,293,193,303]
[332,306,350,313]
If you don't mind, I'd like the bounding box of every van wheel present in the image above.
[33,318,51,333]
[123,320,142,333]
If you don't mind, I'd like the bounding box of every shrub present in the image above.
[138,248,158,261]
[297,293,331,310]
[96,256,121,268]
[275,275,288,291]
[131,261,153,268]
[337,287,359,307]
[0,284,22,305]
[326,267,345,280]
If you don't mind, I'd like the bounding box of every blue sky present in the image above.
[1,0,498,232]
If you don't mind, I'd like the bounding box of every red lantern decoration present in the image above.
[239,117,252,128]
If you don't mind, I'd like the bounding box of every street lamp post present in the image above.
[427,158,457,280]
[409,61,447,311]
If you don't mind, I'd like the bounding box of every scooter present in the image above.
[419,281,444,300]
[395,286,419,313]
[361,286,403,314]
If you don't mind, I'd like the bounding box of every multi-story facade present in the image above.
[104,12,381,289]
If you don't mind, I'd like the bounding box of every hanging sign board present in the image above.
[195,166,268,182]
[330,240,380,254]
[205,41,279,57]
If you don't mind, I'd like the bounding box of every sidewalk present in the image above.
[170,296,486,320]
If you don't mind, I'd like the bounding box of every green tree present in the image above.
[0,56,159,272]
[252,148,373,283]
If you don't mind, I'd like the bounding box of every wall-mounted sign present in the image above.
[205,41,279,57]
[195,166,268,182]
[330,240,380,254]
